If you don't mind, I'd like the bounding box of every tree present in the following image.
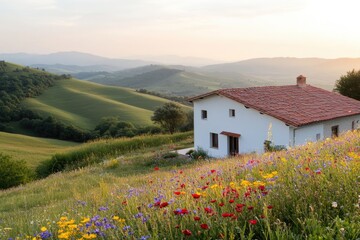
[334,69,360,100]
[151,102,186,134]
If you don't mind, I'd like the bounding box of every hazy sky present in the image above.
[1,0,360,61]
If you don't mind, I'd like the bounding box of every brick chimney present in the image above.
[297,75,307,87]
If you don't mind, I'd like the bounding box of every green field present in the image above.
[0,132,79,169]
[22,78,175,130]
[0,131,359,239]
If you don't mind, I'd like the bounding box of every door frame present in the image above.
[228,136,239,156]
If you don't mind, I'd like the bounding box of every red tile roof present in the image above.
[189,84,360,127]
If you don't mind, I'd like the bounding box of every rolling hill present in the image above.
[73,57,360,96]
[21,77,175,130]
[0,61,185,133]
[0,131,79,169]
[79,65,268,96]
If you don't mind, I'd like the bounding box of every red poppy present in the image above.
[160,202,168,208]
[222,212,234,218]
[260,215,266,219]
[181,209,189,214]
[202,186,208,190]
[192,193,201,199]
[200,224,209,230]
[179,170,183,174]
[219,202,224,207]
[210,169,216,173]
[235,207,243,213]
[229,199,234,203]
[249,219,257,225]
[236,203,245,208]
[194,216,200,221]
[210,199,217,203]
[258,185,265,191]
[182,229,192,236]
[204,207,213,214]
[175,225,180,229]
[267,205,273,209]
[247,206,254,211]
[174,208,189,215]
[122,200,127,205]
[180,183,186,188]
[154,166,159,171]
[174,191,181,195]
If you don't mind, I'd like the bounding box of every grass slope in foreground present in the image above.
[21,78,173,130]
[0,131,359,239]
[0,132,79,169]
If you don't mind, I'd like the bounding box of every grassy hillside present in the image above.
[0,131,359,239]
[0,132,79,169]
[21,78,175,130]
[85,66,266,96]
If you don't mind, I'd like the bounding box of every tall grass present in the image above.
[36,132,192,177]
[1,131,359,239]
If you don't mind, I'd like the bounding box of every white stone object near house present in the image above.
[188,75,360,158]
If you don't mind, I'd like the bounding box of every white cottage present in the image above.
[189,75,360,158]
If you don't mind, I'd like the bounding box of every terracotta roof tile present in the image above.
[189,85,360,127]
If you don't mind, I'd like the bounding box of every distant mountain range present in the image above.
[1,52,360,96]
[0,51,154,71]
[203,57,360,90]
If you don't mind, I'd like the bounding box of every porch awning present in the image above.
[220,131,241,138]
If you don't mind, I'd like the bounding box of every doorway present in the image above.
[228,136,239,156]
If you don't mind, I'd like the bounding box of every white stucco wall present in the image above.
[290,115,360,146]
[193,95,290,158]
[292,123,324,146]
[323,115,360,138]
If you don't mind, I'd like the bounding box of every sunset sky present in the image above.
[1,0,359,61]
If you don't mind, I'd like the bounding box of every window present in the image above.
[316,133,321,141]
[229,109,235,117]
[352,121,355,130]
[201,110,207,119]
[331,125,339,138]
[210,133,218,148]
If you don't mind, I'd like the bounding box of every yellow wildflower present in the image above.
[210,184,219,189]
[240,180,252,187]
[82,233,97,239]
[253,181,266,187]
[40,227,47,232]
[81,217,90,223]
[58,231,70,239]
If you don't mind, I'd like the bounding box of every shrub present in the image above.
[0,153,32,189]
[188,148,209,160]
[264,140,286,152]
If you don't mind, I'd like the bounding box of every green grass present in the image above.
[22,78,179,130]
[0,132,79,169]
[0,131,359,239]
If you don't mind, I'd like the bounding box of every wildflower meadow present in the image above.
[0,131,359,239]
